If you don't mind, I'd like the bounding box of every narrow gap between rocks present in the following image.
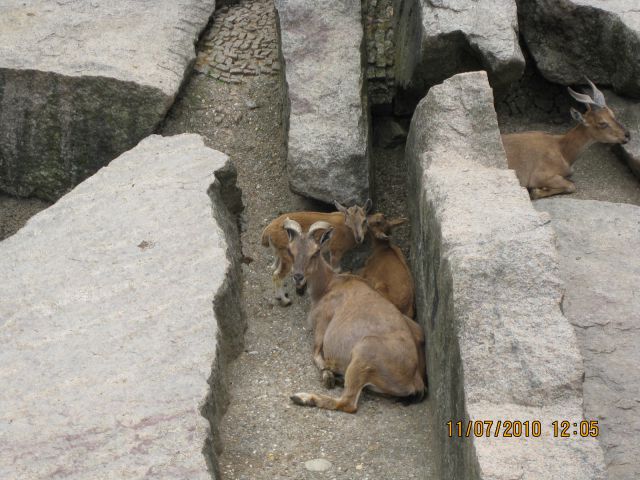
[162,0,437,478]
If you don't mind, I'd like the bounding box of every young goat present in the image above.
[261,200,371,305]
[284,219,426,413]
[358,213,415,318]
[502,78,630,199]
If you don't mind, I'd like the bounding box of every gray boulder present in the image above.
[406,71,606,479]
[275,0,370,204]
[0,1,216,201]
[393,0,524,113]
[0,134,244,479]
[605,91,640,178]
[535,198,640,480]
[518,0,640,98]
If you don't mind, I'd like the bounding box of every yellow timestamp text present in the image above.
[446,420,599,438]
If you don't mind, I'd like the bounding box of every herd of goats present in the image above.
[259,79,631,414]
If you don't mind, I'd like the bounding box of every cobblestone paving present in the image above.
[194,0,280,84]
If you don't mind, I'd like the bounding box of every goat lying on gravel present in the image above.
[284,219,427,413]
[502,78,630,199]
[358,213,415,318]
[261,200,371,305]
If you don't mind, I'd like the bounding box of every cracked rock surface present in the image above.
[518,0,640,97]
[0,0,216,201]
[0,134,244,479]
[535,198,640,480]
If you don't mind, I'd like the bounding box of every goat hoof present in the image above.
[290,393,314,407]
[322,370,336,389]
[278,293,292,307]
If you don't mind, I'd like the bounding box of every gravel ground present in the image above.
[162,1,435,479]
[0,194,50,241]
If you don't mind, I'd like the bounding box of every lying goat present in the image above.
[358,213,415,318]
[284,219,426,413]
[502,78,630,199]
[261,200,371,305]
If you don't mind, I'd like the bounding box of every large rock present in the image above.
[535,198,640,480]
[605,91,640,178]
[275,0,370,204]
[518,0,640,98]
[0,1,216,201]
[393,0,524,114]
[406,72,606,479]
[0,134,244,479]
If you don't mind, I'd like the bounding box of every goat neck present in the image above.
[307,254,337,303]
[559,124,595,165]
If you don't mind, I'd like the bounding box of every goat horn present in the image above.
[584,76,606,108]
[283,218,302,236]
[308,221,333,235]
[567,87,599,107]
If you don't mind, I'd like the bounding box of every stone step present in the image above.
[0,134,244,479]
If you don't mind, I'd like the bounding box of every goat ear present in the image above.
[333,200,347,213]
[570,107,587,125]
[319,228,334,246]
[388,217,408,228]
[364,198,373,213]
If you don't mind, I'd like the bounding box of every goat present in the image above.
[358,213,415,318]
[284,219,427,413]
[261,199,371,306]
[502,78,630,199]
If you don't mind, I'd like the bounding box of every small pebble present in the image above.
[305,458,332,472]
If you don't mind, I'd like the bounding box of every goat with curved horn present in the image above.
[585,76,607,108]
[261,200,372,305]
[286,220,426,413]
[567,86,600,108]
[502,78,630,199]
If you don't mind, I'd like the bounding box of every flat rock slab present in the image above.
[275,0,370,204]
[406,72,606,479]
[535,198,640,480]
[0,134,243,479]
[393,0,524,113]
[518,0,640,97]
[0,0,216,201]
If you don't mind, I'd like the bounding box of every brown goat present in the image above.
[284,219,427,414]
[502,78,630,199]
[358,213,415,318]
[261,200,371,305]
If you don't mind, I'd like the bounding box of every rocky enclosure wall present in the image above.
[406,72,606,479]
[0,134,244,479]
[0,1,216,201]
[518,0,640,98]
[392,0,524,114]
